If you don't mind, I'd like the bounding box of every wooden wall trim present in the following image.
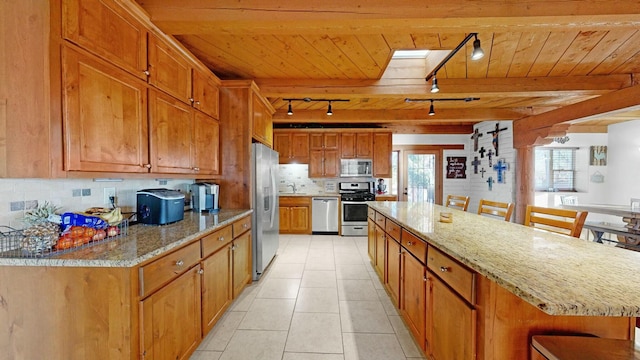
[393,144,465,151]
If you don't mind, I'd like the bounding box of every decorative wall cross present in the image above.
[479,167,486,178]
[487,149,494,167]
[493,158,509,183]
[486,176,494,191]
[471,156,481,174]
[486,122,508,156]
[479,147,486,158]
[470,128,483,152]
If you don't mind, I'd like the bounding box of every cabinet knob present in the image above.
[231,245,237,251]
[440,266,449,272]
[142,164,151,169]
[192,167,200,171]
[195,101,200,105]
[218,236,225,241]
[407,241,413,246]
[198,269,204,275]
[189,98,195,103]
[175,260,184,267]
[243,223,248,228]
[143,70,150,76]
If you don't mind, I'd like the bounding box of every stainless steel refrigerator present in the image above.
[251,143,280,280]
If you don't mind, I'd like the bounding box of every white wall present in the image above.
[605,121,640,204]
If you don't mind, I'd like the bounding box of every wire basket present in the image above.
[0,220,129,259]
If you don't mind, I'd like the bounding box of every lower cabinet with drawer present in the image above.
[201,225,234,334]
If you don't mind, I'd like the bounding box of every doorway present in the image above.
[399,149,443,204]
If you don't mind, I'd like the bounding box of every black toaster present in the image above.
[136,189,185,225]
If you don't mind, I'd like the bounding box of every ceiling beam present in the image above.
[273,108,523,123]
[140,1,640,34]
[257,75,632,99]
[513,84,640,147]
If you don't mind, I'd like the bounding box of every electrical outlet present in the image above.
[104,187,116,205]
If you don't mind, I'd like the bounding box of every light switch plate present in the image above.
[103,187,116,205]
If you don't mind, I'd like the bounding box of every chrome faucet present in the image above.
[287,183,298,194]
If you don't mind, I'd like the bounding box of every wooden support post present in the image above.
[515,146,535,224]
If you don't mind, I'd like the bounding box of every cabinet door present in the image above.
[368,218,376,264]
[323,149,340,177]
[62,47,149,173]
[402,252,427,351]
[428,273,476,360]
[148,34,192,104]
[232,231,252,298]
[149,90,193,173]
[279,206,291,233]
[309,133,324,150]
[290,206,310,233]
[356,133,373,158]
[192,69,220,119]
[141,265,202,360]
[309,149,324,178]
[386,237,401,307]
[62,0,148,80]
[192,112,220,175]
[373,132,392,177]
[290,133,310,163]
[374,225,386,279]
[274,133,292,162]
[201,245,232,334]
[341,133,356,158]
[324,133,339,149]
[252,96,273,146]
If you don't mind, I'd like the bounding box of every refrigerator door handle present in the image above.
[270,166,277,228]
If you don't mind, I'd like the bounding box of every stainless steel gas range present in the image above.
[339,182,375,236]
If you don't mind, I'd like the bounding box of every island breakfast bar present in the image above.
[367,201,639,360]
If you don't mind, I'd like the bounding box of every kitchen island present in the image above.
[0,209,252,360]
[368,201,638,360]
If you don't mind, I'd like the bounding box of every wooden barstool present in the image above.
[531,335,640,360]
[445,195,470,211]
[524,205,587,238]
[477,199,514,221]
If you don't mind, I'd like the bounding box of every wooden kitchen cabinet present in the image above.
[62,46,150,173]
[191,68,220,119]
[232,230,252,297]
[274,131,310,164]
[402,250,428,352]
[192,111,220,175]
[309,133,340,177]
[279,196,311,234]
[201,243,232,333]
[252,95,274,146]
[386,235,401,307]
[428,274,476,360]
[373,132,393,178]
[141,265,202,360]
[149,89,194,173]
[341,132,373,159]
[62,0,148,80]
[368,217,376,263]
[374,223,386,279]
[148,33,193,104]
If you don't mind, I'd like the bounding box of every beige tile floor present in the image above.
[191,234,426,360]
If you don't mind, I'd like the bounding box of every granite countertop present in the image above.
[0,209,252,268]
[368,201,640,317]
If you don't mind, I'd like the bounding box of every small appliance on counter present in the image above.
[190,182,220,213]
[136,189,185,225]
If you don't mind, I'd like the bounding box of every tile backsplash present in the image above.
[0,178,193,229]
[278,164,330,195]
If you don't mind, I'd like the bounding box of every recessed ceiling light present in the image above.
[392,50,430,59]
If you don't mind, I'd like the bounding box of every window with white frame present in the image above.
[534,148,576,192]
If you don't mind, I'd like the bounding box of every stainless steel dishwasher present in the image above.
[311,197,339,235]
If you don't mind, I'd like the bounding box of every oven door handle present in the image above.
[342,201,370,205]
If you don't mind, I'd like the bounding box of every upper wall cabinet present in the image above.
[62,46,150,173]
[62,0,148,80]
[341,132,373,159]
[274,132,310,164]
[192,69,220,119]
[147,34,193,105]
[373,132,393,178]
[252,95,274,147]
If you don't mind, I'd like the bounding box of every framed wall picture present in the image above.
[589,146,607,166]
[446,157,467,179]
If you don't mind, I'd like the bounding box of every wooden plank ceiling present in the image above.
[136,0,640,133]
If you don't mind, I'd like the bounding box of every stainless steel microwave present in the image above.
[340,159,373,177]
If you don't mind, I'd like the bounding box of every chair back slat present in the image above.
[477,199,514,222]
[524,205,587,238]
[446,195,470,211]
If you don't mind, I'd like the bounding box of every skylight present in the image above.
[392,50,430,59]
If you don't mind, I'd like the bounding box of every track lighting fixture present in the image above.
[471,34,484,60]
[425,33,484,91]
[405,97,481,117]
[282,97,349,116]
[431,74,439,93]
[287,100,293,116]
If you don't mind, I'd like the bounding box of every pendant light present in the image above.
[326,101,333,116]
[471,34,485,60]
[287,100,293,116]
[428,100,435,116]
[431,74,439,93]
